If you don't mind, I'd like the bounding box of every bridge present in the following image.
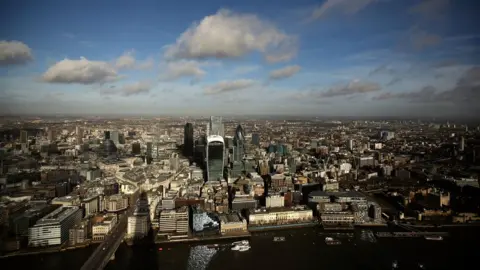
[81,207,132,270]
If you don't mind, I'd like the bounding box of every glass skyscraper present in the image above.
[206,135,224,182]
[209,116,224,137]
[184,123,194,157]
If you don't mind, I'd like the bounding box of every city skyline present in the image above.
[1,0,479,117]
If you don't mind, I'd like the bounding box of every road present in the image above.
[81,196,137,270]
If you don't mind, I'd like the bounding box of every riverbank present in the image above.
[0,241,93,259]
[155,232,251,244]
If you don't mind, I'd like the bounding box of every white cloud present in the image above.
[269,65,301,80]
[100,81,152,97]
[164,9,297,63]
[311,0,378,20]
[0,40,33,66]
[115,50,154,70]
[115,50,136,69]
[204,79,256,95]
[320,80,381,97]
[160,60,206,81]
[42,57,120,84]
[233,65,261,75]
[118,81,152,96]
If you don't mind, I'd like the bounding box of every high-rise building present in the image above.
[460,136,465,152]
[233,125,245,162]
[76,126,83,144]
[20,130,28,144]
[47,129,55,143]
[206,135,225,182]
[132,142,141,155]
[110,131,120,145]
[184,123,194,157]
[209,116,224,137]
[348,139,354,151]
[251,133,260,146]
[146,142,153,159]
[104,131,110,140]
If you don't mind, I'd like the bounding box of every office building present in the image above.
[127,215,149,238]
[233,125,245,162]
[110,131,120,145]
[104,131,110,140]
[28,206,82,247]
[131,142,141,155]
[206,135,225,182]
[20,130,28,144]
[76,126,83,144]
[348,139,354,151]
[251,133,260,146]
[184,123,194,157]
[209,116,224,137]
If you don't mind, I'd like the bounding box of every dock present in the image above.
[375,232,449,238]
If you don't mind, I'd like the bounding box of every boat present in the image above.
[206,244,219,248]
[237,246,250,252]
[325,237,341,245]
[424,235,443,241]
[231,245,241,251]
[232,240,249,246]
[273,237,285,242]
[418,263,426,269]
[392,260,399,269]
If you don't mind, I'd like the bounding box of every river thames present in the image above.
[2,227,477,270]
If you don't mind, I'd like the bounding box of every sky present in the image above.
[0,0,479,117]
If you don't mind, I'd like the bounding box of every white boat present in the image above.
[232,240,249,246]
[231,245,241,251]
[424,235,443,241]
[273,237,285,242]
[392,260,399,269]
[237,246,250,252]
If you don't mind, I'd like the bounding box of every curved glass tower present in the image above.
[206,135,224,182]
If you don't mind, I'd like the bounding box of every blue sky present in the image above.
[0,0,479,117]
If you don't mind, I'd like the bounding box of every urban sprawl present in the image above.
[1,116,479,259]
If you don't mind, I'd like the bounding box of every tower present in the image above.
[206,135,225,182]
[184,123,194,157]
[76,126,83,144]
[209,116,224,138]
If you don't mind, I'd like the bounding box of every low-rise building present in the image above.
[219,212,247,235]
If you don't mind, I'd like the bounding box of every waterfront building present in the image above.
[266,195,285,208]
[92,214,117,241]
[191,206,220,235]
[219,212,247,235]
[158,206,189,235]
[206,135,225,182]
[28,206,82,247]
[248,207,313,226]
[69,221,88,246]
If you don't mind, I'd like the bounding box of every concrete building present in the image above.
[28,206,82,247]
[158,206,189,235]
[206,135,225,182]
[219,212,247,235]
[266,195,284,208]
[248,207,313,226]
[127,215,149,238]
[92,214,117,241]
[69,220,88,245]
[82,195,99,217]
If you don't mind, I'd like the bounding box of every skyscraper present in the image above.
[251,133,260,146]
[20,130,28,144]
[209,116,224,137]
[206,135,225,182]
[184,123,194,157]
[76,126,83,144]
[104,131,110,140]
[233,125,245,162]
[110,131,120,145]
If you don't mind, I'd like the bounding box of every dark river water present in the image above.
[1,227,477,270]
